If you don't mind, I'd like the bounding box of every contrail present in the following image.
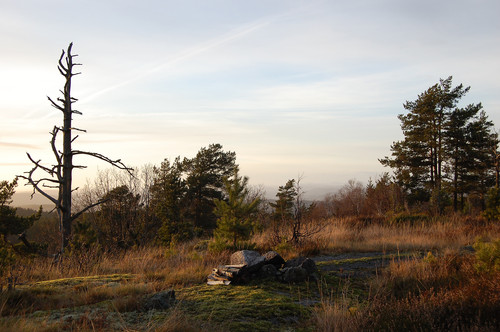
[81,19,272,103]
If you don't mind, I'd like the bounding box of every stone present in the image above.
[230,250,264,266]
[142,290,176,311]
[208,251,318,286]
[281,266,309,283]
[284,257,318,275]
[263,251,285,269]
[230,250,265,273]
[258,264,278,279]
[283,257,318,282]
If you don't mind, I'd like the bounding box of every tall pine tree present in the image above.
[381,76,497,211]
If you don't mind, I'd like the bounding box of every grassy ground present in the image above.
[1,216,499,331]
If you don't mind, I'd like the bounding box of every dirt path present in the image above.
[313,251,422,278]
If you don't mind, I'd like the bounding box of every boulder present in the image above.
[230,250,264,266]
[263,251,285,269]
[258,264,278,279]
[280,266,309,283]
[284,257,318,275]
[283,257,318,282]
[208,251,318,285]
[143,290,176,311]
[230,250,265,273]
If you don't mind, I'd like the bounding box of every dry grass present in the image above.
[4,215,500,331]
[253,216,500,254]
[311,245,500,331]
[13,240,230,287]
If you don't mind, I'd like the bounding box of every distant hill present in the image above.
[263,183,339,201]
[12,184,339,208]
[12,190,57,210]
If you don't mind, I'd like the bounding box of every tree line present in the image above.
[1,44,500,268]
[70,145,322,253]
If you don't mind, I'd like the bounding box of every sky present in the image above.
[1,0,500,201]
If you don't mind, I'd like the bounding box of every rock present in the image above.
[230,250,264,266]
[284,257,318,275]
[281,266,309,283]
[208,251,318,285]
[258,264,278,279]
[263,251,285,268]
[283,257,318,282]
[143,290,176,311]
[230,250,265,273]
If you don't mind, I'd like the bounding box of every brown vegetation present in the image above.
[1,214,499,331]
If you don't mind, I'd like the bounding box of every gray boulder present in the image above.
[280,266,309,283]
[284,257,318,275]
[258,264,279,279]
[230,250,265,273]
[263,251,285,269]
[282,257,318,282]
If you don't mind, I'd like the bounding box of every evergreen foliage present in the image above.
[483,187,500,221]
[380,76,498,211]
[98,185,141,249]
[213,169,261,248]
[183,143,237,230]
[0,179,41,285]
[0,179,41,242]
[152,157,193,245]
[270,179,297,223]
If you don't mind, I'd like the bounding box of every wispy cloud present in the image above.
[0,141,40,149]
[81,19,273,103]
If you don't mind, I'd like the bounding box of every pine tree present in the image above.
[380,76,485,210]
[0,178,41,242]
[183,144,237,231]
[150,157,191,245]
[213,169,260,248]
[270,180,296,223]
[444,105,497,210]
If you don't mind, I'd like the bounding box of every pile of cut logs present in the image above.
[207,250,318,285]
[207,264,246,285]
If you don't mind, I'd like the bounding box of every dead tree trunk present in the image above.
[19,43,132,254]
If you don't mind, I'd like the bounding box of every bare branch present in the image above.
[57,66,66,76]
[72,150,134,175]
[42,184,60,189]
[58,49,68,73]
[71,198,109,222]
[47,96,64,111]
[18,169,59,207]
[26,153,56,176]
[50,127,63,179]
[71,135,79,143]
[70,127,87,133]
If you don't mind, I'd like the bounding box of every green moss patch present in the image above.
[29,273,136,287]
[178,283,312,331]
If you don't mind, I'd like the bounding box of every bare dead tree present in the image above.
[289,175,325,245]
[18,43,132,255]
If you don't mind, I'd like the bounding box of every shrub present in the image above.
[473,237,500,273]
[483,187,500,221]
[0,241,15,290]
[387,212,429,226]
